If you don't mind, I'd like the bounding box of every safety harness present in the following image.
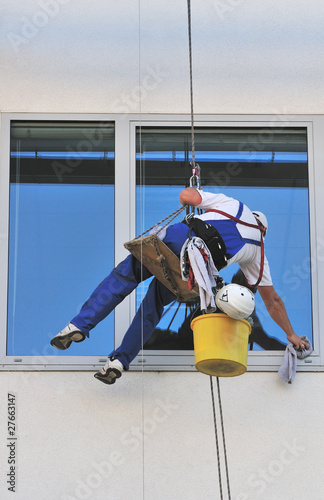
[205,204,266,287]
[182,215,228,271]
[183,202,266,288]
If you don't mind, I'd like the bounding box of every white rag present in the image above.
[180,237,219,312]
[278,336,313,384]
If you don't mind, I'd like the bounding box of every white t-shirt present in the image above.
[196,190,272,286]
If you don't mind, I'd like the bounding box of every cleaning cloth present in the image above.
[278,336,313,384]
[180,237,218,312]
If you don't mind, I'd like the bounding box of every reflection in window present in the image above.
[136,126,311,351]
[8,121,115,356]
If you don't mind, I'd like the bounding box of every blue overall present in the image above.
[71,202,260,369]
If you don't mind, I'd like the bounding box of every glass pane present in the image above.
[136,126,311,352]
[8,121,115,357]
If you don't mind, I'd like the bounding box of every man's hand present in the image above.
[286,332,307,350]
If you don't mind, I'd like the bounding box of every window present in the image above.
[0,114,321,371]
[7,120,115,360]
[135,125,312,359]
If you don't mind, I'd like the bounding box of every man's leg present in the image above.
[72,223,188,337]
[70,255,152,336]
[108,277,176,370]
[51,255,153,350]
[109,223,188,368]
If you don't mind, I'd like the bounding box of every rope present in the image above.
[133,204,188,240]
[187,0,201,199]
[136,1,146,498]
[210,376,232,500]
[216,377,232,500]
[210,376,224,500]
[134,0,198,243]
[187,0,196,168]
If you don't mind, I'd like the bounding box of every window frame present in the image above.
[0,112,321,372]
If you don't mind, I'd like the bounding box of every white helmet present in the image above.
[215,283,255,320]
[252,211,268,236]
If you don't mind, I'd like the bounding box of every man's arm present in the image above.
[257,285,306,349]
[179,187,202,207]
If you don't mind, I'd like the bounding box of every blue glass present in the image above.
[136,150,307,163]
[7,184,115,357]
[136,185,312,350]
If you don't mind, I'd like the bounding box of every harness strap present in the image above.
[236,201,244,219]
[235,203,260,247]
[205,208,266,287]
[243,238,261,247]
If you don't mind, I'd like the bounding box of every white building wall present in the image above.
[1,1,324,499]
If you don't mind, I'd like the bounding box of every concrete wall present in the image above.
[2,0,324,115]
[1,1,324,499]
[1,371,323,500]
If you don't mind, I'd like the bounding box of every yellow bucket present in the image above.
[191,313,251,377]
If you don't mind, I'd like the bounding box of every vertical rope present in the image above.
[210,376,232,499]
[186,0,201,201]
[216,377,232,500]
[137,2,146,499]
[187,0,196,167]
[210,376,224,500]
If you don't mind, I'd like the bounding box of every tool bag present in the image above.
[182,216,228,271]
